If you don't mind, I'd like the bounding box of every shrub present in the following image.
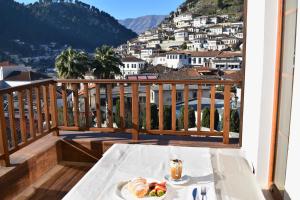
[179,106,196,129]
[202,107,210,128]
[163,105,172,129]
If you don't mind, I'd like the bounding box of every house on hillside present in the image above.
[165,51,191,69]
[118,56,146,78]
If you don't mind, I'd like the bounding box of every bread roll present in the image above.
[127,177,149,198]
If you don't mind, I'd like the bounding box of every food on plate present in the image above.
[127,177,149,198]
[147,181,166,197]
[126,178,167,198]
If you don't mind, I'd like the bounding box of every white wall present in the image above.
[284,6,300,199]
[242,0,278,188]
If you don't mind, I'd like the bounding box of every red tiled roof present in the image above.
[0,61,17,67]
[122,56,145,62]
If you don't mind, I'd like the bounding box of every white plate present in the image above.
[115,178,167,200]
[164,175,190,185]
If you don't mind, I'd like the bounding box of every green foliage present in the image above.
[179,106,196,129]
[151,104,159,129]
[202,107,210,128]
[181,42,187,50]
[55,47,88,79]
[176,0,244,21]
[230,109,240,132]
[201,107,220,130]
[0,0,137,56]
[163,106,172,130]
[91,45,123,79]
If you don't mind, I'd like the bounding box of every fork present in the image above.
[201,186,207,200]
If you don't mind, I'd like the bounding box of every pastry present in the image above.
[127,177,149,198]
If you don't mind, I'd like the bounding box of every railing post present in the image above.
[131,83,139,140]
[50,82,59,136]
[0,95,10,166]
[159,84,164,131]
[210,85,216,132]
[223,85,231,144]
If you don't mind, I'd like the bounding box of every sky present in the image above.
[16,0,184,19]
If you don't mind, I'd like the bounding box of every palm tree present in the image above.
[91,45,123,79]
[55,47,88,79]
[90,45,123,127]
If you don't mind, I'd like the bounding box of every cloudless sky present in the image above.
[16,0,184,19]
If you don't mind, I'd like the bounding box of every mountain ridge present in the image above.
[119,15,167,34]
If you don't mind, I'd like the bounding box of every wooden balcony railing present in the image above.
[0,79,241,166]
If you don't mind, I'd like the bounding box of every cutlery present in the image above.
[201,186,207,200]
[192,188,198,200]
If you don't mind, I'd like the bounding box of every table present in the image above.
[63,144,265,200]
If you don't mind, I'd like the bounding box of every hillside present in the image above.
[119,15,167,34]
[0,0,137,56]
[168,0,244,22]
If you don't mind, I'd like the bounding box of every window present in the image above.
[127,64,130,68]
[179,55,183,59]
[193,58,196,64]
[198,58,202,63]
[193,92,197,98]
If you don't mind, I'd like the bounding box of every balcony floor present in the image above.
[14,162,92,200]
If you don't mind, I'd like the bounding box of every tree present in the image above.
[230,109,240,132]
[90,45,123,79]
[164,106,172,130]
[90,45,123,126]
[214,109,220,131]
[181,42,187,50]
[55,47,88,79]
[114,99,121,127]
[151,104,159,129]
[179,106,196,129]
[202,107,210,128]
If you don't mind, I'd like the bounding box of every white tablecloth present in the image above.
[64,144,265,200]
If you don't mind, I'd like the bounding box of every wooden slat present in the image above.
[95,84,101,128]
[7,92,18,149]
[119,84,125,129]
[145,84,151,130]
[159,84,164,131]
[72,84,79,127]
[35,87,43,134]
[95,84,102,128]
[172,84,177,131]
[61,83,68,126]
[18,91,27,143]
[0,96,10,166]
[210,85,216,132]
[27,88,36,138]
[197,85,202,131]
[57,79,241,85]
[143,130,223,137]
[184,84,189,131]
[107,84,113,128]
[84,83,89,129]
[131,83,139,140]
[223,85,231,144]
[43,85,50,131]
[50,84,59,136]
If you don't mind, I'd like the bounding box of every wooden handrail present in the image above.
[0,78,242,166]
[57,79,242,85]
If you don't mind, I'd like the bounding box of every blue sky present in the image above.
[16,0,184,19]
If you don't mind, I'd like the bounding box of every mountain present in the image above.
[119,15,167,34]
[174,0,244,21]
[0,0,137,56]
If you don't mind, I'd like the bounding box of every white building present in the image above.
[119,57,146,77]
[208,25,223,35]
[174,29,189,41]
[140,48,160,61]
[0,62,30,80]
[150,54,167,66]
[173,13,194,23]
[189,51,220,67]
[166,51,191,69]
[193,16,209,27]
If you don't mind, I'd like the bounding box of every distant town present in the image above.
[115,11,243,81]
